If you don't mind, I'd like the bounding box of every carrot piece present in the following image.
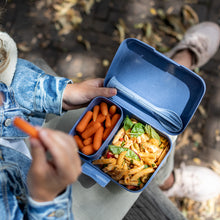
[83,137,93,146]
[81,144,95,155]
[105,114,111,128]
[13,117,39,138]
[96,114,106,123]
[76,111,93,133]
[93,105,100,121]
[87,114,106,129]
[93,126,104,151]
[103,113,121,140]
[109,105,117,115]
[74,135,84,150]
[81,122,101,139]
[100,102,108,116]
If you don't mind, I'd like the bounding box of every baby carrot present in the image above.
[96,114,106,123]
[81,122,101,139]
[83,137,93,146]
[93,105,100,121]
[81,144,95,155]
[13,117,39,138]
[86,114,106,129]
[100,102,108,116]
[74,135,84,150]
[105,114,111,128]
[93,126,104,151]
[111,113,121,126]
[109,105,117,115]
[103,113,121,140]
[76,111,93,133]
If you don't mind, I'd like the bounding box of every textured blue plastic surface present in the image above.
[69,38,206,192]
[69,96,123,160]
[104,38,206,135]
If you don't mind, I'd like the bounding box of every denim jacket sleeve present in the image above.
[27,185,74,220]
[11,58,72,115]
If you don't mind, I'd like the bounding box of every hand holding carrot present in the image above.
[27,128,81,202]
[13,117,81,202]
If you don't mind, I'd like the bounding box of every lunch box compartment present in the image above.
[69,96,123,160]
[81,109,172,192]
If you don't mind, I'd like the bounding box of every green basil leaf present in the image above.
[144,165,149,169]
[123,115,133,131]
[121,141,125,147]
[108,145,140,161]
[144,124,161,144]
[150,127,161,144]
[108,145,126,155]
[130,123,145,137]
[138,178,142,186]
[145,125,151,136]
[125,149,140,161]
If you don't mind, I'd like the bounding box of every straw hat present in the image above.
[0,31,17,86]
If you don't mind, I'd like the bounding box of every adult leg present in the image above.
[160,22,220,202]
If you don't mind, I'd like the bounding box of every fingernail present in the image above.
[110,88,117,96]
[39,129,48,139]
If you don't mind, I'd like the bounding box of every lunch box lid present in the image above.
[104,38,206,135]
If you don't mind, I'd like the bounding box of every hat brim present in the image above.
[0,32,18,86]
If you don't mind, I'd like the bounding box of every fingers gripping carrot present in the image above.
[93,105,100,121]
[13,117,39,138]
[93,126,104,151]
[76,111,93,133]
[100,102,108,116]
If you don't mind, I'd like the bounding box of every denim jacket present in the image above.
[0,59,74,219]
[0,141,74,220]
[0,58,72,138]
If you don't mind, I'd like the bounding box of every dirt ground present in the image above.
[1,0,220,219]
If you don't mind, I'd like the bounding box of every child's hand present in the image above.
[27,128,81,202]
[62,78,117,110]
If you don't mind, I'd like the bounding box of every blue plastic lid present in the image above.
[104,38,206,135]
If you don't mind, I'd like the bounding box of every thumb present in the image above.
[30,138,47,167]
[94,87,117,98]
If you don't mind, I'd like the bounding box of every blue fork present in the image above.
[107,76,183,133]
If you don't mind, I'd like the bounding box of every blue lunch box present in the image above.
[69,38,206,192]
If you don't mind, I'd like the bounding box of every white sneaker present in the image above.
[165,21,220,69]
[163,163,220,202]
